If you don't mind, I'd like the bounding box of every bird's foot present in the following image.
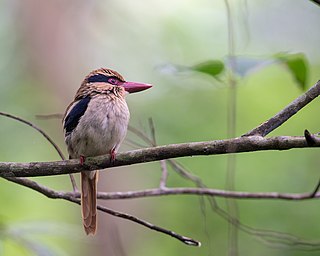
[80,155,85,165]
[110,149,116,164]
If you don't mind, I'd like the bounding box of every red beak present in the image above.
[122,81,152,93]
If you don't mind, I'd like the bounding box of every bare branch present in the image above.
[0,135,319,178]
[0,111,78,191]
[128,125,155,146]
[243,80,320,137]
[4,170,320,249]
[0,111,65,160]
[35,113,64,119]
[95,203,200,246]
[8,175,320,203]
[4,177,200,246]
[95,187,320,201]
[309,177,320,197]
[159,160,168,189]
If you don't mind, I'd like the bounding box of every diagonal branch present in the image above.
[243,80,320,137]
[309,0,320,7]
[4,177,200,246]
[0,111,65,160]
[0,111,78,191]
[0,135,319,177]
[5,172,320,249]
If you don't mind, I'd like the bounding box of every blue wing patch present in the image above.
[87,74,109,83]
[64,97,91,134]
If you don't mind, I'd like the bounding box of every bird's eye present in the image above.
[108,77,120,85]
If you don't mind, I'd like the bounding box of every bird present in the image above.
[62,68,152,235]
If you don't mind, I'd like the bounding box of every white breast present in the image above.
[65,96,130,158]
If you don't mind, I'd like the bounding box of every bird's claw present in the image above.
[110,149,116,164]
[80,155,85,165]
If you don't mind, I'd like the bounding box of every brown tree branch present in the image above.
[4,177,200,246]
[6,175,320,205]
[243,80,320,137]
[0,135,319,178]
[96,187,320,200]
[4,173,320,249]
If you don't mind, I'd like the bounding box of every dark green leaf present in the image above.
[275,53,309,90]
[190,60,224,78]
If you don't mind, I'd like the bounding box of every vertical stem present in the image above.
[159,160,168,189]
[224,0,239,255]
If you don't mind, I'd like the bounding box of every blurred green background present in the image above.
[0,0,320,255]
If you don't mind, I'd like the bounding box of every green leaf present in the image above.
[275,53,309,90]
[190,60,224,78]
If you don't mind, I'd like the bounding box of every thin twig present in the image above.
[168,160,203,186]
[125,138,147,149]
[309,179,320,198]
[4,177,200,246]
[95,203,200,246]
[147,118,168,189]
[128,125,155,146]
[0,111,65,160]
[243,80,320,137]
[5,112,200,245]
[159,160,168,189]
[148,118,157,146]
[4,171,320,249]
[0,111,78,191]
[205,189,320,250]
[35,113,64,119]
[164,159,320,250]
[95,187,320,200]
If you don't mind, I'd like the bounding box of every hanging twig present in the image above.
[0,111,78,191]
[4,176,200,246]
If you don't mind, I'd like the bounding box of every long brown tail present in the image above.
[81,171,98,235]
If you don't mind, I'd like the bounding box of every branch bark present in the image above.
[4,177,200,246]
[0,135,318,177]
[244,80,320,136]
[96,187,320,200]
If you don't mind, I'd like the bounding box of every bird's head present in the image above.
[75,68,152,99]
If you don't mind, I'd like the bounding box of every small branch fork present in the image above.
[1,80,320,246]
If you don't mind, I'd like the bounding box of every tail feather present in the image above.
[81,171,98,235]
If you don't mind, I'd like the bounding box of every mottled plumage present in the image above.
[63,68,151,235]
